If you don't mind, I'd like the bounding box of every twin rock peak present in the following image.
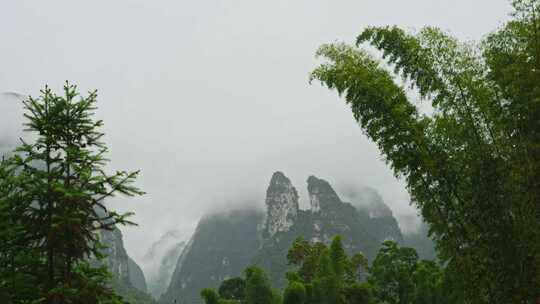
[265,171,346,238]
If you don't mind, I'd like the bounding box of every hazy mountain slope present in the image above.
[159,209,263,304]
[142,230,188,298]
[346,186,404,244]
[128,256,148,293]
[160,171,411,304]
[148,240,186,298]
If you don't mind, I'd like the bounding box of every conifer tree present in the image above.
[0,157,42,303]
[1,83,143,303]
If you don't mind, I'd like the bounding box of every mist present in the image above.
[1,0,512,267]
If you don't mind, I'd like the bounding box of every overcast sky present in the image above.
[1,0,512,262]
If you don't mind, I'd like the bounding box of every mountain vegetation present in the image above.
[159,209,264,304]
[1,0,539,303]
[202,235,448,304]
[0,83,147,303]
[161,172,416,304]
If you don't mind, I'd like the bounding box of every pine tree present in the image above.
[0,157,42,303]
[1,83,143,303]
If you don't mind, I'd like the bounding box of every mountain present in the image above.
[160,209,263,304]
[142,230,188,298]
[97,227,155,304]
[128,257,148,293]
[97,228,131,285]
[344,186,404,244]
[253,174,388,288]
[160,172,407,304]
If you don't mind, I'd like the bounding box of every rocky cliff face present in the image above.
[254,175,382,288]
[306,175,377,246]
[161,172,409,304]
[307,175,342,213]
[128,257,148,293]
[97,227,157,304]
[97,227,150,295]
[98,228,131,285]
[264,171,299,238]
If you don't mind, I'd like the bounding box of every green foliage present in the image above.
[287,236,371,304]
[287,237,337,283]
[316,248,343,304]
[200,267,277,304]
[368,241,418,304]
[285,271,302,283]
[218,277,246,301]
[201,288,220,304]
[207,235,452,304]
[217,300,241,304]
[342,283,373,304]
[0,83,143,302]
[245,266,275,304]
[271,288,282,304]
[58,263,125,304]
[311,1,540,302]
[329,236,347,279]
[283,281,306,304]
[412,260,443,304]
[0,155,43,303]
[369,241,448,304]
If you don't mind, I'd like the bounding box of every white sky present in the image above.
[1,0,512,261]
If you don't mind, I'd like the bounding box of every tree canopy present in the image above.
[203,235,450,304]
[0,83,143,303]
[310,1,540,302]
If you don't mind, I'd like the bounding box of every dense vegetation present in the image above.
[161,173,413,304]
[0,83,144,303]
[310,0,540,302]
[1,0,539,303]
[202,235,448,304]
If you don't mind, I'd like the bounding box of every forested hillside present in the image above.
[1,1,539,303]
[161,172,412,303]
